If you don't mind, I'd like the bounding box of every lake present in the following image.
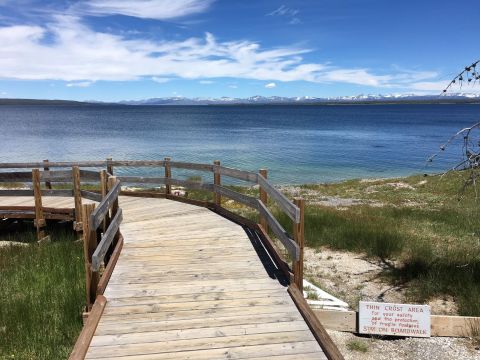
[1,104,479,184]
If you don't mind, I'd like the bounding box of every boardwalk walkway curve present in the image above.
[0,159,343,360]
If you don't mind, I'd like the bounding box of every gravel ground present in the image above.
[304,247,478,358]
[328,329,480,360]
[0,240,28,248]
[304,247,458,314]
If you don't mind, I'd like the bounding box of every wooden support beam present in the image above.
[90,180,121,230]
[107,177,119,222]
[257,200,300,261]
[72,166,83,233]
[164,157,171,195]
[107,176,120,260]
[293,198,305,292]
[259,168,268,232]
[32,169,46,241]
[82,203,98,311]
[43,159,52,189]
[288,284,344,360]
[69,295,107,360]
[100,170,109,233]
[97,235,123,295]
[106,157,113,175]
[213,185,258,209]
[92,208,122,271]
[213,160,221,206]
[258,173,300,222]
[313,309,480,338]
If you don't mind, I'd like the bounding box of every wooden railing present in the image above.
[0,165,122,311]
[0,166,104,239]
[82,175,122,311]
[0,159,346,359]
[0,157,305,290]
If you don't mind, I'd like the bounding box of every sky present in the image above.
[0,0,478,101]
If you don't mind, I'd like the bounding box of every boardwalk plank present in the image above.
[86,341,325,360]
[0,196,326,359]
[85,331,315,358]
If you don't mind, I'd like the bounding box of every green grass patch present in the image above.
[346,339,369,353]
[0,223,84,359]
[276,173,480,315]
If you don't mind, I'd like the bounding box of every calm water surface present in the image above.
[1,104,479,183]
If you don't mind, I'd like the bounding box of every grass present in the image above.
[6,171,477,325]
[150,171,480,316]
[304,285,320,300]
[257,172,480,316]
[468,318,480,347]
[0,222,85,359]
[305,173,479,315]
[346,339,369,353]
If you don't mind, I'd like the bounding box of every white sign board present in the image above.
[359,301,431,337]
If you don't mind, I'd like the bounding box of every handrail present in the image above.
[216,165,258,183]
[0,158,303,283]
[91,208,123,271]
[258,174,300,222]
[0,161,107,169]
[0,160,294,220]
[0,169,73,183]
[1,158,313,354]
[213,185,259,209]
[90,180,121,230]
[257,200,300,260]
[81,175,122,310]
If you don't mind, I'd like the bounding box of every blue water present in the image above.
[0,104,479,183]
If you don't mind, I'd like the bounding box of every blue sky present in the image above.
[0,0,478,101]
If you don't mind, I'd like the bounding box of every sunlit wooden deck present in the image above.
[0,159,343,359]
[93,197,327,359]
[0,195,326,359]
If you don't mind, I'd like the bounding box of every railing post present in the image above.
[293,198,305,292]
[100,170,109,232]
[72,166,83,233]
[82,203,98,311]
[214,160,221,207]
[259,169,268,232]
[106,157,113,175]
[108,176,120,242]
[164,157,171,195]
[43,159,52,189]
[32,169,46,241]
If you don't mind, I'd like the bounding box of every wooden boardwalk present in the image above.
[1,195,327,359]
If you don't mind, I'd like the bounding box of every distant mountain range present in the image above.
[1,93,480,106]
[118,93,480,105]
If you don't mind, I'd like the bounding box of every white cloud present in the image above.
[409,81,449,92]
[268,5,298,17]
[78,0,215,20]
[199,80,214,84]
[228,84,238,89]
[267,5,301,25]
[265,82,276,88]
[0,15,441,91]
[66,81,93,87]
[151,76,171,83]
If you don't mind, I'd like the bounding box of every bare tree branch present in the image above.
[427,59,480,198]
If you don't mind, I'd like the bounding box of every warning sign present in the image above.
[359,301,431,337]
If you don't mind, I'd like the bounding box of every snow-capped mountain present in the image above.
[117,93,480,105]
